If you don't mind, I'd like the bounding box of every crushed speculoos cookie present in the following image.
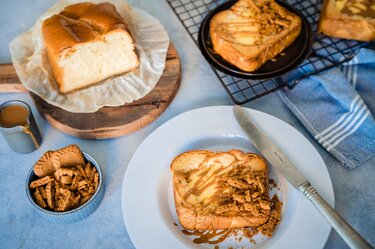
[30,176,54,189]
[257,194,282,237]
[174,150,283,246]
[227,178,249,189]
[45,181,54,209]
[30,145,99,212]
[213,164,271,220]
[216,203,240,214]
[34,188,47,208]
[30,149,99,212]
[184,194,283,245]
[38,186,47,199]
[233,193,246,203]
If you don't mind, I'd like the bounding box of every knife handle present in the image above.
[299,181,373,249]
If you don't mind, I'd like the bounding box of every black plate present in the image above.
[198,0,312,80]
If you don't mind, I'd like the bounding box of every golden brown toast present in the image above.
[210,0,302,72]
[170,150,271,230]
[318,0,375,41]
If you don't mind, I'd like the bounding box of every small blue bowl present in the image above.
[26,151,104,224]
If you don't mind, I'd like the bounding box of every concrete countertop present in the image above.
[0,1,373,248]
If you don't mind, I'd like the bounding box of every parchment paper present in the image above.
[9,0,170,113]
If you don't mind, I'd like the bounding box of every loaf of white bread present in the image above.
[171,150,271,230]
[42,2,139,94]
[319,0,375,41]
[210,0,301,72]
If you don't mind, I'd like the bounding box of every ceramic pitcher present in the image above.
[0,100,42,153]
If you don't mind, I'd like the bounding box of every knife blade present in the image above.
[233,105,306,188]
[232,105,373,249]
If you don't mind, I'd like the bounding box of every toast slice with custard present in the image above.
[318,0,375,41]
[171,150,271,230]
[210,0,301,72]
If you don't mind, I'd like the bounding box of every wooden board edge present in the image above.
[0,83,28,93]
[0,63,26,93]
[42,72,181,139]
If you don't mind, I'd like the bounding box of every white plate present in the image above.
[121,106,334,249]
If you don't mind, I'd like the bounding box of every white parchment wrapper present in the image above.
[9,0,170,113]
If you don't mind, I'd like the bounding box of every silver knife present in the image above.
[233,105,373,249]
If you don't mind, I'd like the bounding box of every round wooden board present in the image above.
[30,43,181,139]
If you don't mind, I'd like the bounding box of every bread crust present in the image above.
[42,2,139,93]
[171,150,271,230]
[318,0,375,41]
[210,0,301,72]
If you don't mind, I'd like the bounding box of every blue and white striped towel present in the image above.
[279,48,375,169]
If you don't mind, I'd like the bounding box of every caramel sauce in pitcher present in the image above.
[0,105,40,148]
[0,105,29,128]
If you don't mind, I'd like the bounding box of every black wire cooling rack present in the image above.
[166,0,367,104]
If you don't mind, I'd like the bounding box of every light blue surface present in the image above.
[0,1,374,249]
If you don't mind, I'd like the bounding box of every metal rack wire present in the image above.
[166,0,367,104]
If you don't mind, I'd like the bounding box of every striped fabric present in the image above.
[279,48,375,169]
